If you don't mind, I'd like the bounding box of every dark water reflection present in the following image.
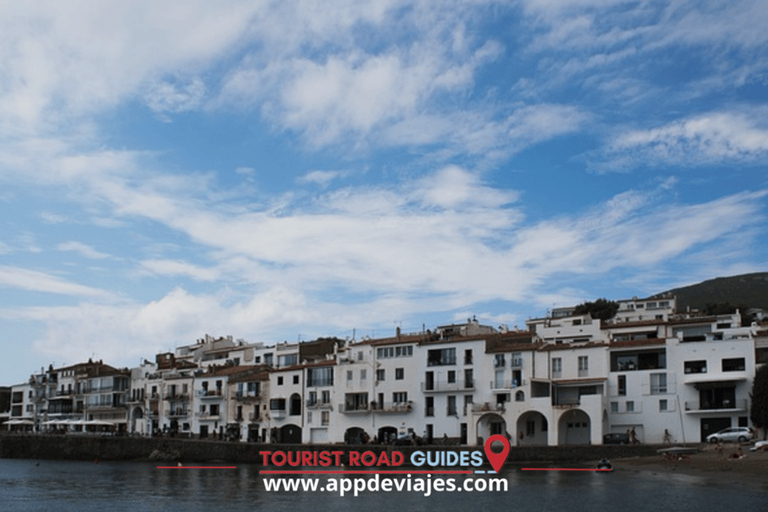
[1,459,765,512]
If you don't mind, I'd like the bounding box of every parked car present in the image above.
[706,427,753,443]
[603,433,630,445]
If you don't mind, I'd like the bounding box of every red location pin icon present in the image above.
[484,434,510,473]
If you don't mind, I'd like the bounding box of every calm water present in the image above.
[1,458,766,512]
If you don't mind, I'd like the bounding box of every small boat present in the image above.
[596,458,613,471]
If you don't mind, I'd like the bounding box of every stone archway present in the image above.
[279,424,302,444]
[345,426,367,444]
[378,426,397,444]
[130,406,143,434]
[516,411,548,446]
[476,413,506,445]
[558,409,591,445]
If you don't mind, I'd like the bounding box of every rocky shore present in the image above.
[611,443,768,490]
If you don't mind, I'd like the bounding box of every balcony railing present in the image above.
[371,401,413,413]
[306,400,333,409]
[163,393,189,401]
[194,412,220,419]
[339,403,370,414]
[195,390,223,398]
[167,409,188,418]
[684,399,747,413]
[471,402,505,414]
[248,412,261,422]
[490,379,526,390]
[421,379,474,392]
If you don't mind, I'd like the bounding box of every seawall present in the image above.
[0,433,663,464]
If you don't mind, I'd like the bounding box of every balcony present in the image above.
[490,379,526,390]
[163,393,189,401]
[684,399,747,413]
[196,390,223,399]
[195,411,220,420]
[511,358,523,368]
[305,400,332,410]
[248,412,261,422]
[167,409,188,418]
[339,403,370,414]
[235,392,262,403]
[471,402,505,414]
[371,401,413,413]
[269,409,286,421]
[421,379,475,392]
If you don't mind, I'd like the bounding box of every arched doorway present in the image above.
[378,426,397,444]
[476,413,506,445]
[345,426,368,444]
[516,411,548,446]
[279,424,302,444]
[558,409,591,445]
[130,407,143,434]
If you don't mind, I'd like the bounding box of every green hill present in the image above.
[651,272,768,313]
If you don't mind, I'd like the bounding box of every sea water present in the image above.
[0,458,765,512]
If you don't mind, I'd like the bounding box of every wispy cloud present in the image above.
[57,241,112,260]
[0,265,115,299]
[593,109,768,171]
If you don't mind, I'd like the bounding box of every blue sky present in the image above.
[1,1,767,385]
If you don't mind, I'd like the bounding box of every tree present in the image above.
[573,298,619,321]
[750,364,768,440]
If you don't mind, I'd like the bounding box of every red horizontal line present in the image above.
[259,470,474,475]
[521,468,610,472]
[157,466,238,469]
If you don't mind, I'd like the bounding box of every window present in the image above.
[376,369,385,381]
[650,373,667,394]
[357,351,364,361]
[278,354,298,367]
[321,411,330,426]
[659,399,668,412]
[277,376,283,385]
[308,391,317,406]
[494,354,506,368]
[347,370,353,382]
[270,399,286,410]
[464,369,473,388]
[321,390,330,404]
[465,349,473,365]
[393,392,408,403]
[426,396,434,417]
[552,358,562,377]
[618,375,626,396]
[626,401,634,412]
[447,395,457,416]
[464,395,472,416]
[447,371,456,383]
[684,360,707,374]
[377,345,413,358]
[395,368,404,380]
[360,369,367,381]
[722,358,745,372]
[428,348,456,366]
[307,367,333,387]
[610,401,618,413]
[578,356,588,371]
[293,375,299,384]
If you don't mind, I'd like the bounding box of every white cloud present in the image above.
[144,77,206,115]
[597,110,768,170]
[297,170,348,188]
[57,241,111,260]
[0,265,115,299]
[139,259,220,282]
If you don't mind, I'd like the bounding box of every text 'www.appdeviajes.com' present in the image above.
[262,475,508,497]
